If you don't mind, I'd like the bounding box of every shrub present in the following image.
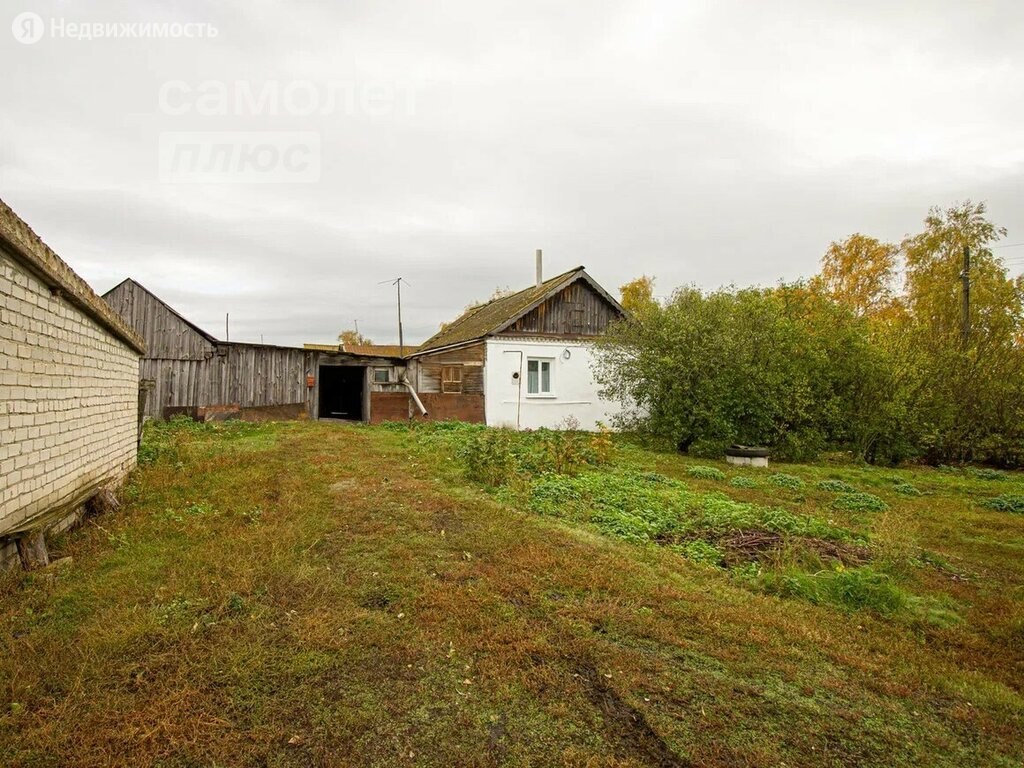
[688,438,729,459]
[457,429,524,486]
[729,476,759,489]
[893,482,922,496]
[694,494,848,541]
[680,540,724,566]
[967,467,1007,481]
[686,466,726,481]
[527,475,584,517]
[816,479,856,494]
[832,492,888,513]
[768,473,804,490]
[453,426,611,486]
[636,471,673,484]
[754,567,908,615]
[981,495,1024,514]
[537,429,600,475]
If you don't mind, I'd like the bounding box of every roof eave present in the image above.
[0,213,146,355]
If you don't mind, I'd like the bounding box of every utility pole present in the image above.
[225,312,230,342]
[961,245,970,348]
[380,277,408,356]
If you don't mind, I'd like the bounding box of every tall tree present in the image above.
[815,234,899,317]
[900,201,1023,464]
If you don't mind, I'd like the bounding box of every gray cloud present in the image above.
[2,0,1022,345]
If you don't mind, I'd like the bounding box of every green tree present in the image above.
[594,284,884,461]
[901,201,1024,464]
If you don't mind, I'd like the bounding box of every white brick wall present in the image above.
[0,251,139,536]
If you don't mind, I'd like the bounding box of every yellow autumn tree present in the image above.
[620,275,657,315]
[338,329,373,346]
[814,234,899,318]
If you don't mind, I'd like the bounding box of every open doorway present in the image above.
[318,366,365,421]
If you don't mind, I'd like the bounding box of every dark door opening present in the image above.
[318,366,365,421]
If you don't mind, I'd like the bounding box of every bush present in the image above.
[981,495,1024,514]
[454,426,611,487]
[680,539,724,566]
[753,566,908,615]
[686,465,726,481]
[688,438,729,459]
[457,429,525,487]
[832,492,888,513]
[729,476,759,489]
[966,467,1008,481]
[768,473,804,490]
[893,482,922,496]
[816,479,857,494]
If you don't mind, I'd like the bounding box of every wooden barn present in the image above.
[0,199,145,569]
[104,279,417,423]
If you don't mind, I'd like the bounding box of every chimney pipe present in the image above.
[535,249,543,287]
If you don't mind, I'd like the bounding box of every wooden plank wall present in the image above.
[104,279,215,360]
[502,280,620,337]
[141,345,312,419]
[413,343,485,394]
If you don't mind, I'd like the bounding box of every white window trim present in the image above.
[525,357,555,398]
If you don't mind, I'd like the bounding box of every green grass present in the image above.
[0,419,1022,767]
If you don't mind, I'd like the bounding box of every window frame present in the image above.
[441,364,463,394]
[525,357,555,397]
[372,367,393,384]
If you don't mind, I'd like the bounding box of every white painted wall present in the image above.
[484,338,622,430]
[0,251,139,539]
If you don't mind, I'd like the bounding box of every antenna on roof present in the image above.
[379,277,409,357]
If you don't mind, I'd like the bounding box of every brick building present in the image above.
[0,199,145,569]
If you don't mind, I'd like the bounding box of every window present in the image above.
[567,304,584,334]
[441,365,463,393]
[526,358,553,395]
[372,368,392,384]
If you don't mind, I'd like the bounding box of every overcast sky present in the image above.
[2,0,1022,345]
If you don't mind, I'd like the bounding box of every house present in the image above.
[406,258,626,429]
[105,278,410,423]
[103,257,625,429]
[0,199,145,569]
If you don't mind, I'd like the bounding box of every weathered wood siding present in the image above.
[104,279,215,360]
[141,344,312,419]
[501,280,619,337]
[413,343,485,394]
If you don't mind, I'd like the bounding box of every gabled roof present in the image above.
[0,198,145,354]
[103,277,219,343]
[413,266,623,355]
